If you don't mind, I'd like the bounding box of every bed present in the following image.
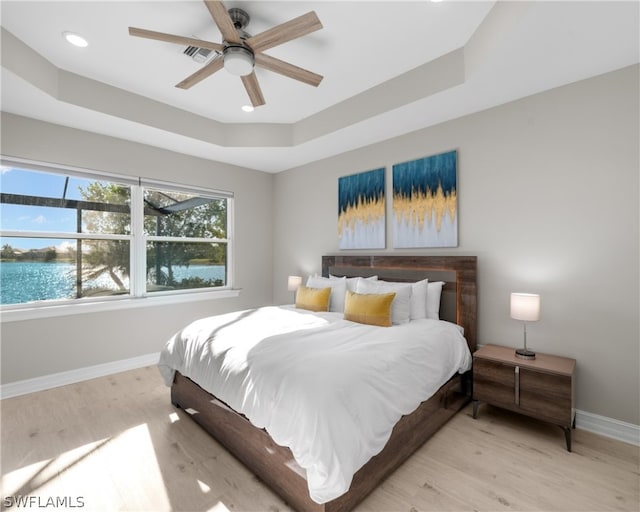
[159,255,477,512]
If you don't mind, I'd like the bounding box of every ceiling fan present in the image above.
[128,0,323,108]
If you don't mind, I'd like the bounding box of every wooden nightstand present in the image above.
[472,344,576,451]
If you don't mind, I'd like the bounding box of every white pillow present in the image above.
[410,278,428,320]
[307,275,347,313]
[356,279,412,325]
[330,274,378,292]
[427,281,445,320]
[359,278,427,320]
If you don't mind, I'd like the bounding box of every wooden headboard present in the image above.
[322,255,477,351]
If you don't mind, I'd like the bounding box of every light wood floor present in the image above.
[1,366,638,512]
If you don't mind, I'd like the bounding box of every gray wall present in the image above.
[272,65,640,425]
[0,113,273,383]
[2,65,638,427]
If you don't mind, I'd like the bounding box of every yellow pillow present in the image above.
[344,290,396,327]
[295,285,332,312]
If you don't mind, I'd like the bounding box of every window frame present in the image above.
[0,157,237,322]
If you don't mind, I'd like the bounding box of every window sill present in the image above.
[0,289,241,323]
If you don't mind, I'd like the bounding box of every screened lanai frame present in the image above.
[0,157,233,308]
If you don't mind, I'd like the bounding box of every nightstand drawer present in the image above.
[473,358,516,406]
[520,369,572,425]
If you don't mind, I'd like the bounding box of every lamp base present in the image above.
[515,348,536,360]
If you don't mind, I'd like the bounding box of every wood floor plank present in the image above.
[1,366,638,511]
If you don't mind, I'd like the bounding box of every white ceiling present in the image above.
[1,1,638,173]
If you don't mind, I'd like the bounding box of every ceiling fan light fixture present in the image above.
[223,45,254,76]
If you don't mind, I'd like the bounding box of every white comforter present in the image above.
[158,305,471,504]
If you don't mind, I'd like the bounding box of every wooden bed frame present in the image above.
[171,255,477,512]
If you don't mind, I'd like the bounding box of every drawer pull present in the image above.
[515,366,520,405]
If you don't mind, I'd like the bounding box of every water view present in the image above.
[0,261,225,305]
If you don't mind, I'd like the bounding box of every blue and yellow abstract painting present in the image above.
[392,150,457,248]
[338,168,385,249]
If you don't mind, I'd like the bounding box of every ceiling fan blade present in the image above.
[128,27,223,52]
[203,0,241,44]
[246,11,322,53]
[241,72,266,107]
[255,53,323,87]
[175,56,224,89]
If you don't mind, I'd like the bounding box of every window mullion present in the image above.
[0,230,132,241]
[226,197,234,289]
[130,184,146,297]
[145,236,228,244]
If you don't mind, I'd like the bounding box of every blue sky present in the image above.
[1,166,101,250]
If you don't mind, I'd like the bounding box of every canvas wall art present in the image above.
[392,150,458,248]
[338,167,385,249]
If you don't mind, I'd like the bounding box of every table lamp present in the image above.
[288,275,302,302]
[510,292,540,360]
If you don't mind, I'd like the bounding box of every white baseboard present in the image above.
[576,409,640,446]
[0,352,160,399]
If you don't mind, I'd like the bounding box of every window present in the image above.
[0,159,233,310]
[143,185,229,293]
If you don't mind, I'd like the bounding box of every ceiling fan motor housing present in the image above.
[228,8,250,31]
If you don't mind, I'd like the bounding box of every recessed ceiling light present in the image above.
[62,31,88,48]
[241,105,254,113]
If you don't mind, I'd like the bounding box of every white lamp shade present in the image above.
[510,293,540,321]
[224,46,254,76]
[287,275,302,291]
